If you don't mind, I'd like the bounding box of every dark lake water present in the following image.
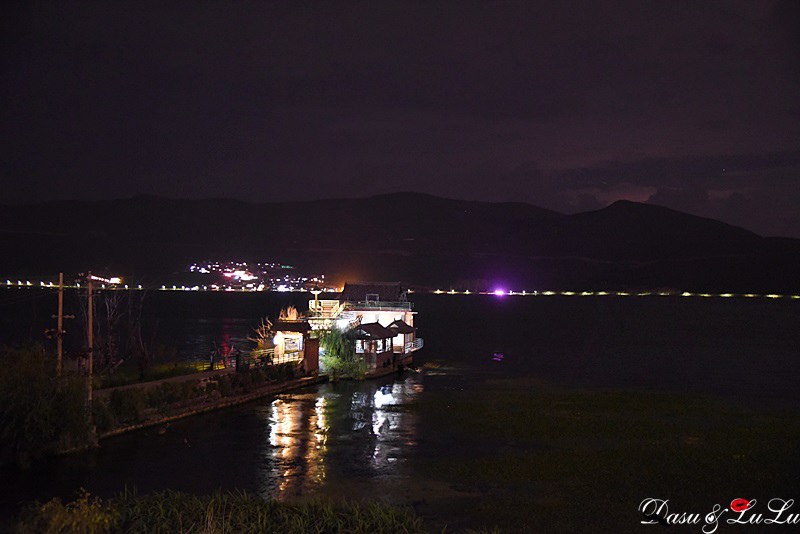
[1,290,799,531]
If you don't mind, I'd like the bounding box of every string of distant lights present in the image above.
[1,279,141,291]
[424,289,800,300]
[2,280,799,300]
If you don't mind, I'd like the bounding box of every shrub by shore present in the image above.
[16,490,427,534]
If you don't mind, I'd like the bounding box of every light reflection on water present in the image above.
[258,377,423,500]
[261,395,328,498]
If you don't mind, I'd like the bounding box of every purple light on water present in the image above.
[493,288,506,296]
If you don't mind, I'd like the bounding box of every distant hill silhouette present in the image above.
[1,193,798,291]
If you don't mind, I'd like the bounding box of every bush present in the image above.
[321,355,367,380]
[231,371,252,391]
[145,384,168,409]
[250,367,267,386]
[181,379,200,400]
[272,362,298,382]
[0,346,91,467]
[17,490,426,534]
[108,389,148,424]
[216,375,233,397]
[92,401,117,434]
[17,490,117,534]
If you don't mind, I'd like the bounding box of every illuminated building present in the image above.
[254,320,319,375]
[308,282,423,377]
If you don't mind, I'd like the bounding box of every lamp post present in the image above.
[311,287,322,314]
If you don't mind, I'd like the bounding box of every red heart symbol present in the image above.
[730,498,750,512]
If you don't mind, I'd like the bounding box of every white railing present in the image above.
[345,301,413,311]
[308,300,344,317]
[395,338,424,354]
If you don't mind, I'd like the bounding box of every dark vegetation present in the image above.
[93,360,201,389]
[93,363,300,432]
[0,343,301,466]
[319,328,367,380]
[0,346,90,468]
[2,193,799,291]
[16,490,427,533]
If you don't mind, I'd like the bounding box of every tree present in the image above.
[319,328,366,380]
[319,328,355,361]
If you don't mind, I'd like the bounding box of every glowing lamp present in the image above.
[493,289,506,296]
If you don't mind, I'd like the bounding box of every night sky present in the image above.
[2,1,799,236]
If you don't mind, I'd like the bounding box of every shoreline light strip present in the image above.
[1,281,799,300]
[425,287,795,300]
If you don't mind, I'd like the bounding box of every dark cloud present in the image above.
[558,150,800,191]
[550,151,800,235]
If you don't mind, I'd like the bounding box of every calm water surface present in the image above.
[1,291,799,530]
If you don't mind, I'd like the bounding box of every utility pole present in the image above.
[86,271,94,422]
[49,272,74,377]
[56,272,64,376]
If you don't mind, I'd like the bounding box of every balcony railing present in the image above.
[250,348,303,365]
[394,337,424,354]
[344,300,413,311]
[308,300,344,317]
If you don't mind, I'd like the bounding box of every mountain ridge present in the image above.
[1,193,797,291]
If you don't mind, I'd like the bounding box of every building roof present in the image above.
[339,282,406,302]
[387,319,416,334]
[272,320,311,333]
[346,321,395,340]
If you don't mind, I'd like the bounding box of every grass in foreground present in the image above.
[17,490,427,534]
